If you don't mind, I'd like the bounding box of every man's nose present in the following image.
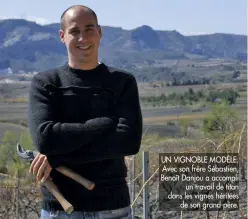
[78,32,87,41]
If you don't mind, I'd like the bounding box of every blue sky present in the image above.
[1,0,247,35]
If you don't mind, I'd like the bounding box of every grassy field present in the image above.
[0,58,246,218]
[0,122,28,140]
[0,81,246,138]
[0,102,28,121]
[138,82,247,96]
[0,80,247,219]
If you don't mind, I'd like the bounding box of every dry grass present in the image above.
[144,107,247,124]
[128,122,247,218]
[138,82,247,97]
[239,91,247,97]
[143,112,208,124]
[0,98,28,103]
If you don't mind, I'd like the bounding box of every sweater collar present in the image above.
[62,62,106,75]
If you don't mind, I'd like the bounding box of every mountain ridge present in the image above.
[0,19,246,74]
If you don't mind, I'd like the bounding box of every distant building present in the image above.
[236,52,247,62]
[191,48,203,55]
[0,67,12,74]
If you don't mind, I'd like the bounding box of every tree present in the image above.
[188,88,194,95]
[203,100,238,137]
[0,131,19,168]
[179,118,191,137]
[0,130,33,175]
[196,90,204,99]
[232,71,240,79]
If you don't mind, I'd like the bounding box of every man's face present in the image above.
[59,9,102,66]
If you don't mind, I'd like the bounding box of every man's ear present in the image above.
[98,25,102,39]
[59,30,65,43]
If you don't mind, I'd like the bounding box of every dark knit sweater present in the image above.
[28,63,143,211]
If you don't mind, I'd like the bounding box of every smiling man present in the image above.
[60,6,101,70]
[28,4,143,219]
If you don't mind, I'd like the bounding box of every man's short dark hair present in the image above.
[60,5,98,31]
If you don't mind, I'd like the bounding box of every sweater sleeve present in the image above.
[60,75,143,164]
[28,74,116,157]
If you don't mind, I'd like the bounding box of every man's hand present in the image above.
[29,153,52,182]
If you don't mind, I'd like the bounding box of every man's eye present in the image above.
[71,30,79,33]
[86,29,94,32]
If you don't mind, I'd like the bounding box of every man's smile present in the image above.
[77,45,92,51]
